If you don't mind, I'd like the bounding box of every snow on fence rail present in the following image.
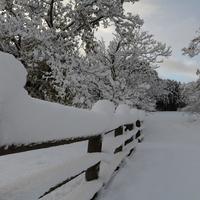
[0,104,145,200]
[0,52,145,200]
[0,103,145,200]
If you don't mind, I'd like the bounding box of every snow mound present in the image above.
[138,110,145,121]
[112,105,133,126]
[115,104,130,115]
[0,52,142,146]
[92,100,115,116]
[130,108,139,122]
[0,52,27,103]
[130,108,138,116]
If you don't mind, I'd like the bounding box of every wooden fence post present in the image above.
[124,123,134,132]
[136,120,141,128]
[114,126,124,154]
[85,135,102,181]
[115,126,123,137]
[136,120,144,143]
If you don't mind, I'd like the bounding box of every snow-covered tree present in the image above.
[181,77,200,113]
[155,79,186,111]
[182,28,200,112]
[183,28,200,57]
[0,0,142,104]
[71,31,171,109]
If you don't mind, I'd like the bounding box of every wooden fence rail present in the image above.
[0,119,144,200]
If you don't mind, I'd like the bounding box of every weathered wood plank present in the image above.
[0,135,100,156]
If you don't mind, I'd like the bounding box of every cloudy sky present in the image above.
[97,0,200,83]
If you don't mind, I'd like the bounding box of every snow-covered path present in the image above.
[99,112,200,200]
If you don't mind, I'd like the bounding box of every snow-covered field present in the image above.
[99,112,200,200]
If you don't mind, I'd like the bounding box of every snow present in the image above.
[37,122,139,200]
[37,133,138,200]
[99,112,200,200]
[0,52,27,104]
[0,52,141,146]
[0,141,113,200]
[102,129,138,154]
[0,124,139,200]
[92,100,115,116]
[0,95,140,145]
[110,105,143,129]
[0,52,143,200]
[0,95,111,145]
[138,109,145,121]
[47,178,103,200]
[0,141,87,200]
[3,111,200,200]
[115,104,130,115]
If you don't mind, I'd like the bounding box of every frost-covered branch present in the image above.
[183,28,200,57]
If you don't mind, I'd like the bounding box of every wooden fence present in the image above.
[0,119,144,200]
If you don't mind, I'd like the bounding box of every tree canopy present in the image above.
[0,0,172,110]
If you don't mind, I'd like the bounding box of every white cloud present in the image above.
[124,1,159,18]
[128,0,200,82]
[157,58,199,82]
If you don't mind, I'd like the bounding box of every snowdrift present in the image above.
[0,51,145,200]
[0,52,145,146]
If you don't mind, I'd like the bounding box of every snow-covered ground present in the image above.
[0,141,89,200]
[3,51,200,200]
[1,111,200,200]
[99,112,200,200]
[0,129,139,200]
[0,51,144,200]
